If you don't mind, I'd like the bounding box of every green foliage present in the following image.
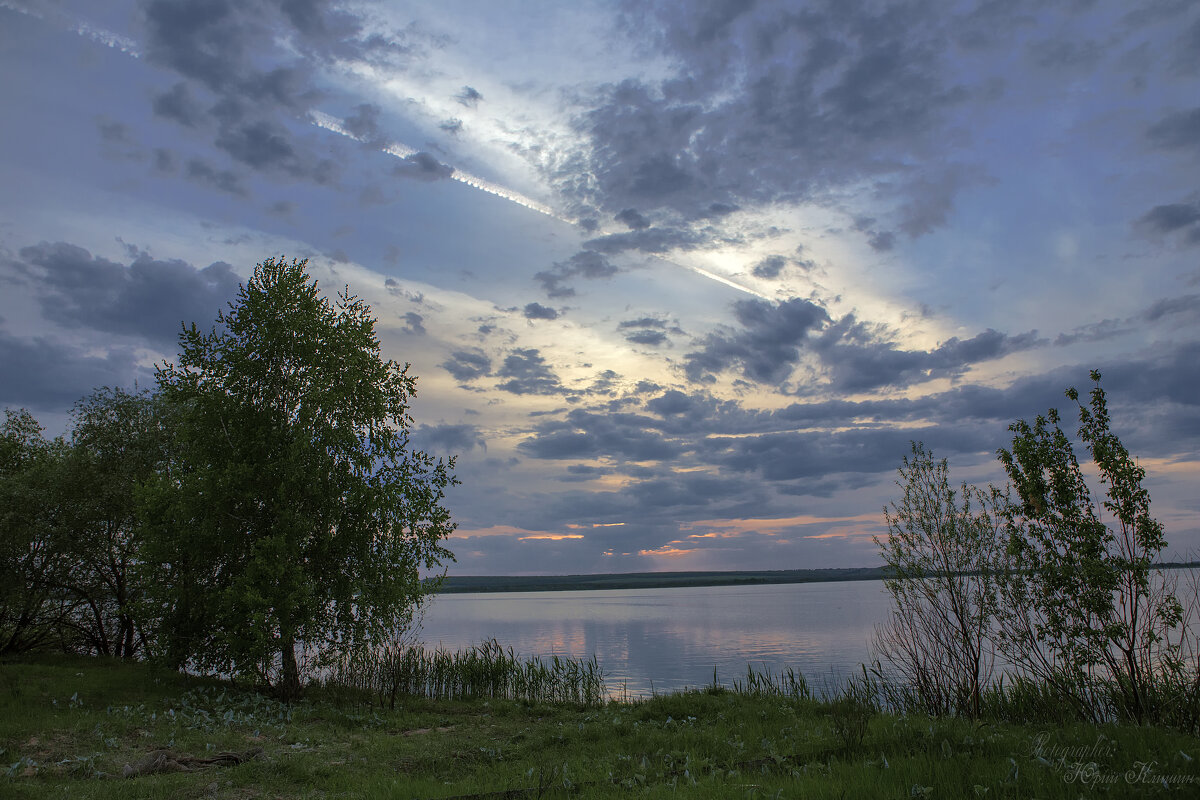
[0,410,72,654]
[872,442,1001,718]
[996,370,1183,723]
[142,256,457,698]
[56,388,166,658]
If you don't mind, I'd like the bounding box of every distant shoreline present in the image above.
[433,561,1200,594]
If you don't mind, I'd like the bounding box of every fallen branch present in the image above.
[122,747,263,778]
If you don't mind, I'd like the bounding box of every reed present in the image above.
[325,638,607,708]
[724,663,812,701]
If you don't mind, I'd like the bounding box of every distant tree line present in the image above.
[874,371,1200,730]
[0,257,457,699]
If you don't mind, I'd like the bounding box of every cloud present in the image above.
[416,422,486,454]
[646,389,694,416]
[455,85,483,107]
[751,255,787,279]
[342,102,383,142]
[518,408,681,461]
[138,0,358,187]
[151,81,203,127]
[0,329,141,408]
[1147,107,1200,153]
[815,320,1045,393]
[683,296,1044,390]
[534,250,618,297]
[614,208,651,230]
[440,348,491,382]
[401,311,426,335]
[392,151,454,181]
[184,157,247,195]
[583,226,707,255]
[15,241,241,347]
[624,329,668,346]
[523,302,559,321]
[496,348,563,395]
[619,317,667,329]
[684,297,831,384]
[1136,201,1200,245]
[96,117,131,143]
[558,1,979,238]
[1138,202,1200,233]
[867,230,897,252]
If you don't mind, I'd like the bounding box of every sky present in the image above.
[2,0,1199,576]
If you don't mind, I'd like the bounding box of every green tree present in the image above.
[996,370,1182,722]
[0,409,73,654]
[56,387,166,658]
[872,442,1002,717]
[143,256,457,698]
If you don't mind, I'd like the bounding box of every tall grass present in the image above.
[708,663,812,701]
[326,638,606,708]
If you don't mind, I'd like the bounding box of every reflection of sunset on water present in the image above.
[419,581,894,697]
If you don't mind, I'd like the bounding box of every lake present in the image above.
[416,579,893,697]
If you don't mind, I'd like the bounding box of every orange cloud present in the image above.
[518,534,585,541]
[680,512,883,534]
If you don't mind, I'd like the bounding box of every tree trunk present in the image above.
[280,636,301,700]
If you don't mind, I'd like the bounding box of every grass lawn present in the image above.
[2,655,1198,798]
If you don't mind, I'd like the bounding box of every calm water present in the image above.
[416,580,893,697]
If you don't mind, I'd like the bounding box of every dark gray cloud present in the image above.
[684,297,830,384]
[439,118,463,136]
[416,422,486,454]
[1136,201,1200,244]
[137,0,364,188]
[184,157,247,195]
[751,255,787,279]
[646,389,693,416]
[619,317,667,329]
[683,296,1045,390]
[0,330,142,409]
[815,320,1045,393]
[614,208,651,230]
[561,1,985,237]
[523,302,559,321]
[867,230,897,252]
[440,349,491,382]
[624,329,668,346]
[1142,294,1200,322]
[96,118,131,144]
[401,311,426,335]
[700,423,998,483]
[342,102,383,142]
[151,82,203,127]
[392,152,454,181]
[1147,107,1200,153]
[1138,202,1200,233]
[455,86,483,107]
[583,226,708,255]
[214,119,332,182]
[534,250,618,297]
[15,242,241,347]
[518,408,681,461]
[496,348,563,395]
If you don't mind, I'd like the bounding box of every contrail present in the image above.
[311,110,769,299]
[1,2,140,56]
[310,111,561,220]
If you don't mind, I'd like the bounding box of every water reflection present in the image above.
[417,580,893,696]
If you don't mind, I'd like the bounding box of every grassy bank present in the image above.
[3,655,1198,799]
